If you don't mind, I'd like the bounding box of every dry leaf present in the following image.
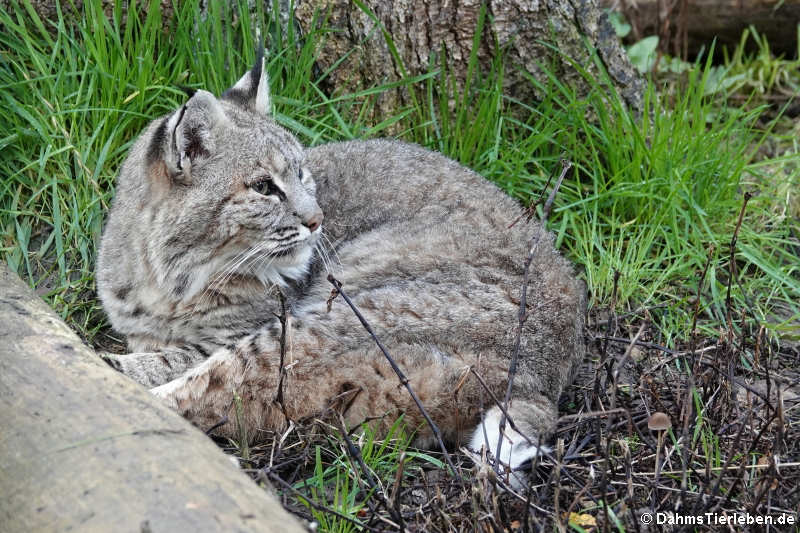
[568,512,597,528]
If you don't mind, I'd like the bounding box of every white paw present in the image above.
[150,377,182,399]
[469,410,549,488]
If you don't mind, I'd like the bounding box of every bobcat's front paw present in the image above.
[468,408,550,490]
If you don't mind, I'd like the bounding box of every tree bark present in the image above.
[601,0,800,59]
[293,0,645,116]
[0,263,306,533]
[12,0,645,116]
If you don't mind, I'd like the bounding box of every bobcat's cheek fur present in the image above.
[97,48,585,479]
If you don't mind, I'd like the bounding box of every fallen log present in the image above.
[601,0,800,58]
[0,263,306,533]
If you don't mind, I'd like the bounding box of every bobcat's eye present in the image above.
[250,177,284,199]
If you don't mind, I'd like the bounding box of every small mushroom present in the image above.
[647,412,672,432]
[648,412,672,490]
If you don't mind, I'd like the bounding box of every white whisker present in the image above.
[314,242,331,274]
[319,230,342,273]
[191,243,267,314]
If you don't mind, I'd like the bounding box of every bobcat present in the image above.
[96,48,585,480]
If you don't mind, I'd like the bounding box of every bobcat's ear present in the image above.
[148,90,227,186]
[221,43,271,115]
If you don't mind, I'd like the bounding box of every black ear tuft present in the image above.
[221,43,271,115]
[178,86,197,99]
[146,117,170,167]
[248,42,265,101]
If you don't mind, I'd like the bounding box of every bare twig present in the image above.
[629,460,800,477]
[694,406,752,516]
[274,291,290,421]
[507,152,565,229]
[602,270,621,386]
[613,322,647,381]
[556,408,630,424]
[588,303,669,328]
[468,367,532,445]
[326,274,460,479]
[725,193,752,331]
[716,409,782,514]
[600,431,612,533]
[496,158,571,467]
[679,245,715,510]
[468,367,601,505]
[390,452,406,519]
[204,415,229,435]
[608,322,646,435]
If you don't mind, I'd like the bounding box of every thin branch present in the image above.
[725,192,752,331]
[605,332,670,353]
[496,158,572,467]
[608,322,646,435]
[274,291,290,421]
[467,367,601,506]
[468,367,532,445]
[679,245,715,510]
[326,274,460,479]
[693,405,752,516]
[556,408,630,423]
[204,415,229,435]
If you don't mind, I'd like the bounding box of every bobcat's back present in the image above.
[299,140,583,407]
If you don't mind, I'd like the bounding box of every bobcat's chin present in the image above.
[255,240,315,287]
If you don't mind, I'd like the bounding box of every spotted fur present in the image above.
[97,51,586,480]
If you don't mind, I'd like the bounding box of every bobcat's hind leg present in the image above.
[150,326,511,446]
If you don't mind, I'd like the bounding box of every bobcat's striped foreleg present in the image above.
[101,347,209,388]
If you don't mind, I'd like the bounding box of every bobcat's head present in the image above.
[122,47,323,301]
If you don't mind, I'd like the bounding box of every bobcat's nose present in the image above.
[302,211,323,233]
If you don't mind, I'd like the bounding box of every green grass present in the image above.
[283,419,442,532]
[3,0,798,347]
[0,0,403,336]
[712,25,800,99]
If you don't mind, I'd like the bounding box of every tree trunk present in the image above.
[0,263,306,533]
[11,0,645,116]
[601,0,800,59]
[293,0,645,116]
